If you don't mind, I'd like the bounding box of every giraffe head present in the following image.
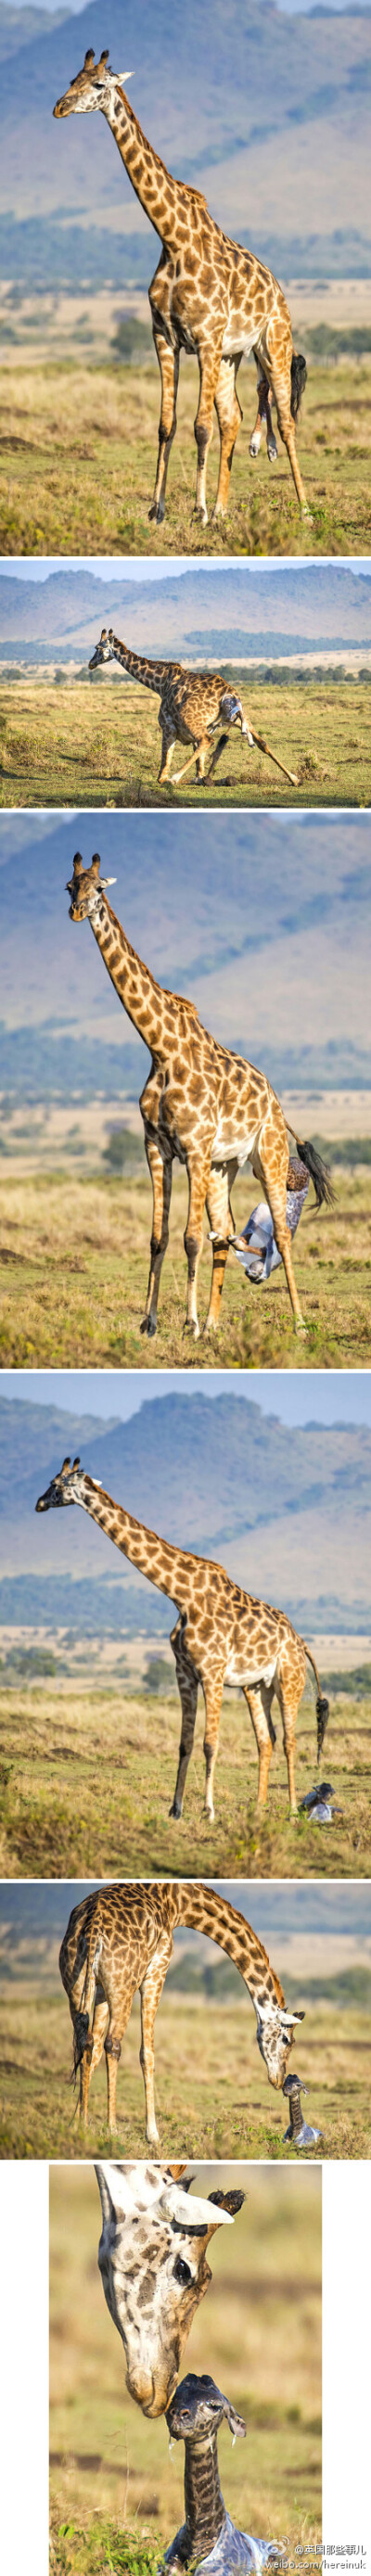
[54,50,133,120]
[35,1456,92,1512]
[66,852,117,923]
[166,2371,246,2446]
[255,1998,305,2090]
[95,2162,241,2417]
[89,627,115,670]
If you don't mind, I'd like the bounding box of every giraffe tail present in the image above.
[293,1132,334,1209]
[290,353,307,419]
[304,1647,330,1764]
[72,1924,104,2076]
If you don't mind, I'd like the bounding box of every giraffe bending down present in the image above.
[66,855,332,1336]
[59,1880,305,2145]
[54,50,310,523]
[35,1458,330,1817]
[94,2161,242,2417]
[88,630,298,790]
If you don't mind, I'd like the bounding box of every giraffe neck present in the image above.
[184,2429,225,2558]
[101,83,208,249]
[74,1475,196,1609]
[110,633,173,694]
[176,1883,286,2013]
[87,891,173,1054]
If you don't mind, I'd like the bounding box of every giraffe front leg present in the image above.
[243,1682,275,1808]
[139,1941,173,2144]
[170,1625,198,1817]
[204,1161,237,1331]
[140,1130,173,1336]
[194,344,223,524]
[183,1154,211,1337]
[202,1671,224,1820]
[149,333,179,525]
[213,355,243,516]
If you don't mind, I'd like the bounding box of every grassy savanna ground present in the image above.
[0,673,370,809]
[1,1160,371,1372]
[49,2163,321,2575]
[1,348,371,557]
[1,1970,369,2164]
[0,1667,370,1881]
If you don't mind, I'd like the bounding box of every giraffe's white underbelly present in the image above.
[211,1114,260,1171]
[224,1651,277,1690]
[222,318,260,362]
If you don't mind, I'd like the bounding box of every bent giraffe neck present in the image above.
[110,633,173,694]
[175,1882,286,2012]
[75,1475,198,1609]
[184,2429,225,2557]
[87,892,172,1053]
[101,84,207,249]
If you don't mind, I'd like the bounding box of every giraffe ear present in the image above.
[222,2395,246,2442]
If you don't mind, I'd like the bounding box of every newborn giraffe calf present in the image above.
[161,2375,282,2572]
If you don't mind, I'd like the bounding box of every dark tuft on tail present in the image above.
[295,1135,335,1210]
[290,352,307,419]
[316,1694,329,1761]
[72,2009,90,2075]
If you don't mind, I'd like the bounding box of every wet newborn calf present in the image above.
[160,2373,282,2572]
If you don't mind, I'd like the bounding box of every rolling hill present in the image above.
[0,562,370,662]
[1,0,371,277]
[1,810,370,1098]
[0,1386,370,1631]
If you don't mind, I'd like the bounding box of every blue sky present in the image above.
[2,1370,370,1432]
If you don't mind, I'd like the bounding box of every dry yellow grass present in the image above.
[0,673,370,809]
[1,1162,371,1371]
[49,2162,322,2569]
[1,351,371,556]
[1,1981,369,2165]
[0,1674,369,1881]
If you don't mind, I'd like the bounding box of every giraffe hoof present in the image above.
[148,502,165,524]
[267,440,277,463]
[294,1320,308,1335]
[249,435,261,458]
[140,1314,157,1337]
[170,1797,182,1819]
[183,1320,200,1342]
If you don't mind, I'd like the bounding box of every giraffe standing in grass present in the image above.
[36,1457,329,1819]
[54,48,309,524]
[66,854,332,1336]
[60,1880,305,2142]
[88,629,298,790]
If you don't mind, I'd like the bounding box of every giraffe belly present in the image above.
[211,1114,260,1171]
[222,316,258,362]
[224,1651,276,1690]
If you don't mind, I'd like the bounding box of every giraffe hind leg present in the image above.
[250,364,277,465]
[170,1626,198,1817]
[212,356,243,517]
[243,1682,275,1807]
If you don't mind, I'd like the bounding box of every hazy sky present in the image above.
[2,1370,370,1431]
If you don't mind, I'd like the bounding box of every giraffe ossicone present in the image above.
[64,854,332,1338]
[53,52,309,522]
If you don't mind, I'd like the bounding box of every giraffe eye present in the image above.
[173,2256,192,2287]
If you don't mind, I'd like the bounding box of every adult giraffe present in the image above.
[59,1879,305,2143]
[94,2162,241,2417]
[53,47,309,524]
[88,631,298,790]
[66,854,331,1336]
[35,1457,329,1818]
